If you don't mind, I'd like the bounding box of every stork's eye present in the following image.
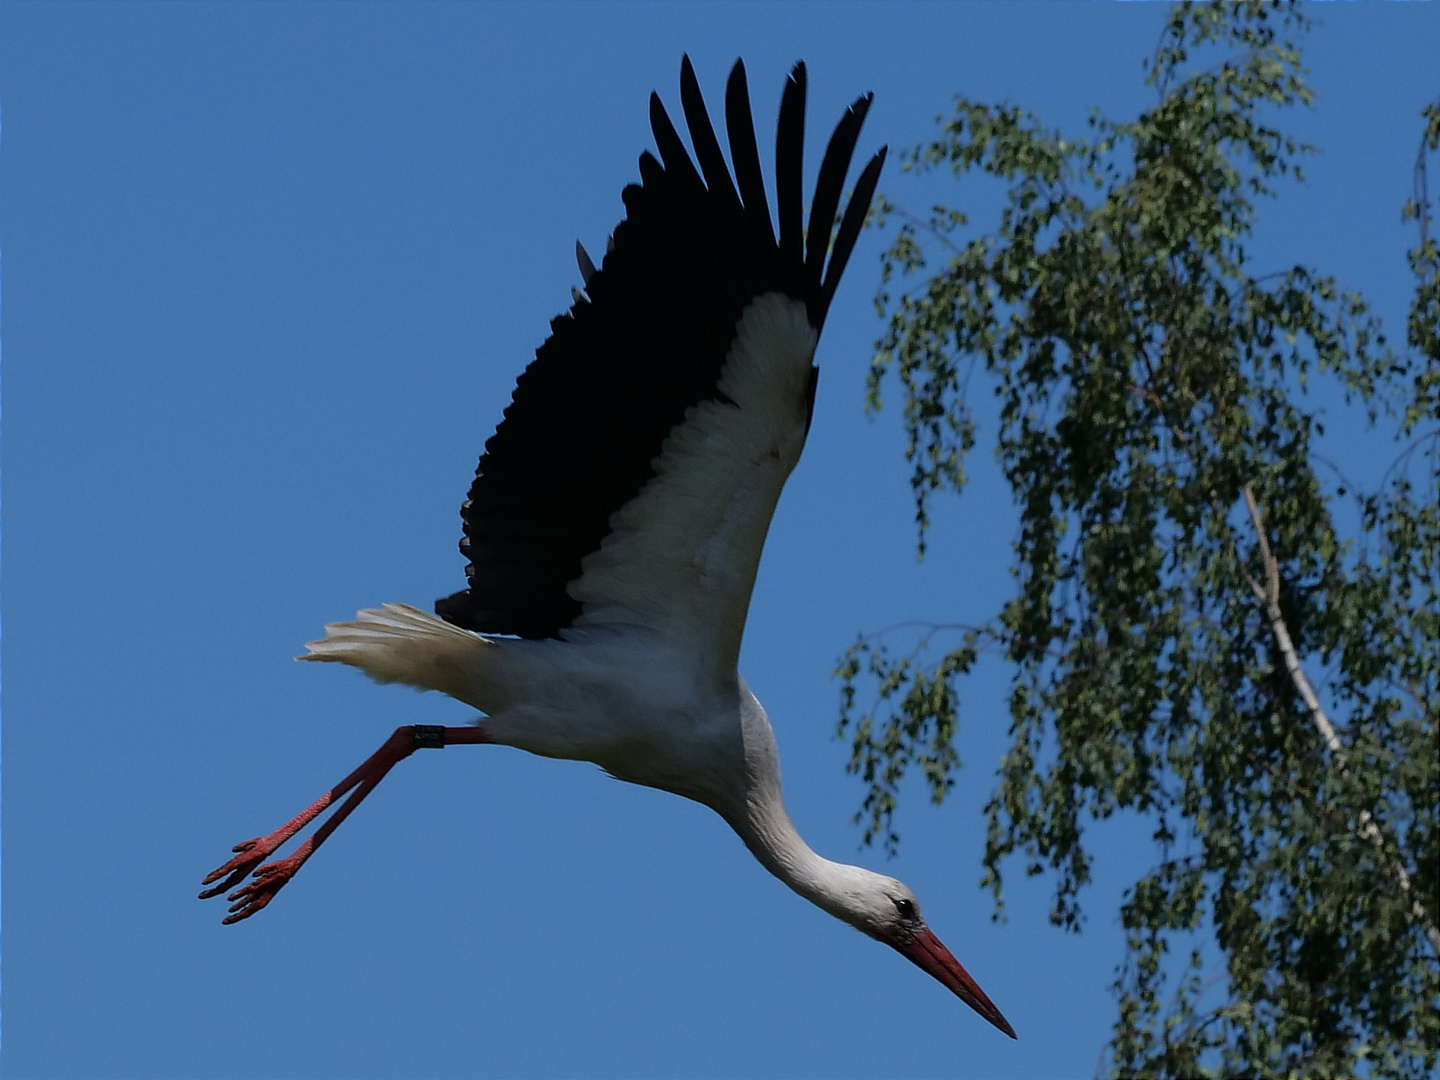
[893,897,917,920]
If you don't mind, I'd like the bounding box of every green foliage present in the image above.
[837,3,1439,1075]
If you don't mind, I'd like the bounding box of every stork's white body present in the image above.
[319,601,832,915]
[202,59,1015,1039]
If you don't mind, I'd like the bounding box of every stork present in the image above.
[200,57,1015,1039]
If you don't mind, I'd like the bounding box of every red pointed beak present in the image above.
[898,928,1016,1038]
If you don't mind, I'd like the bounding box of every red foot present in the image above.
[199,724,489,924]
[198,835,289,900]
[221,848,311,923]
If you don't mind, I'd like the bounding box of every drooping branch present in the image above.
[1242,485,1440,959]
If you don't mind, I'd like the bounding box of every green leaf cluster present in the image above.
[837,4,1439,1074]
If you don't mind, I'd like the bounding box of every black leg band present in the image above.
[412,725,446,749]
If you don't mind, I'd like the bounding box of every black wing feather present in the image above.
[774,62,806,266]
[648,94,704,192]
[436,60,882,638]
[819,147,887,322]
[680,55,743,217]
[805,94,873,283]
[724,60,775,248]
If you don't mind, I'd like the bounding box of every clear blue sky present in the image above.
[3,4,1435,1077]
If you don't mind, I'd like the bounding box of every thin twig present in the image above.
[1414,114,1433,252]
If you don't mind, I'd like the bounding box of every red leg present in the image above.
[200,724,489,923]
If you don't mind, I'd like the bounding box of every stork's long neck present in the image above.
[723,682,877,924]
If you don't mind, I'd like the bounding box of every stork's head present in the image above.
[829,869,1016,1038]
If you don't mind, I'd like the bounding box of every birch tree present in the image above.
[839,4,1438,1074]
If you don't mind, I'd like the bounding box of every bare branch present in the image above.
[1243,485,1440,959]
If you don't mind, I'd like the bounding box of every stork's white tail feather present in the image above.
[299,603,494,703]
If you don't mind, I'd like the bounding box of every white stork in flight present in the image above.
[201,57,1015,1039]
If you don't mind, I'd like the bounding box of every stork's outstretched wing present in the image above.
[436,58,884,664]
